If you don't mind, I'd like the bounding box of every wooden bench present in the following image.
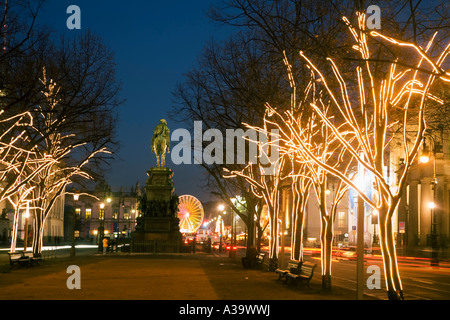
[275,260,301,282]
[8,252,30,267]
[22,252,42,265]
[255,253,266,269]
[285,261,317,288]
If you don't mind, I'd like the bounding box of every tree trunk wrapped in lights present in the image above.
[261,12,449,299]
[224,158,284,270]
[0,104,52,253]
[264,101,355,290]
[289,168,312,262]
[224,113,286,269]
[27,69,110,256]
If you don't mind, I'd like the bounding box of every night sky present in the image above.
[37,0,232,202]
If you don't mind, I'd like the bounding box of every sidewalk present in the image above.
[0,251,373,300]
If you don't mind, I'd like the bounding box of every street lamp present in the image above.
[372,210,378,245]
[71,194,79,257]
[98,202,105,253]
[217,204,225,252]
[23,201,30,252]
[420,134,440,267]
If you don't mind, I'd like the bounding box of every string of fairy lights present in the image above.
[223,11,448,298]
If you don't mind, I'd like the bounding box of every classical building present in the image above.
[277,184,353,249]
[0,195,65,246]
[64,188,139,242]
[391,128,450,257]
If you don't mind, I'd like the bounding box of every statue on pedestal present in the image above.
[151,119,170,167]
[132,118,181,251]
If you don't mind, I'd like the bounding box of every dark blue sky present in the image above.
[38,0,233,202]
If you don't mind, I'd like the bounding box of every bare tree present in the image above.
[224,159,286,269]
[171,34,287,249]
[263,11,448,299]
[29,70,111,255]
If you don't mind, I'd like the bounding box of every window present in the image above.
[75,208,81,218]
[124,209,129,220]
[338,211,346,228]
[113,210,119,219]
[99,209,105,220]
[85,208,91,220]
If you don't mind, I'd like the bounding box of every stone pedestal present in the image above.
[132,167,182,252]
[145,167,174,202]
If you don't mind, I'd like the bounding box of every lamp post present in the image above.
[356,154,365,300]
[98,202,105,253]
[372,210,378,246]
[218,204,225,252]
[23,201,30,252]
[70,194,79,257]
[419,134,440,267]
[228,201,236,259]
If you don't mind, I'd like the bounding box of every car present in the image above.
[212,242,220,251]
[225,243,237,251]
[184,236,196,244]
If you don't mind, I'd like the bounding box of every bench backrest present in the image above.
[287,260,301,272]
[257,253,265,262]
[300,262,316,277]
[8,252,22,260]
[22,252,33,258]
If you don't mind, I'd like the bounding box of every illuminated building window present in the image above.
[75,208,81,217]
[338,211,346,228]
[85,208,91,220]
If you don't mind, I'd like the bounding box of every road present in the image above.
[324,256,450,300]
[273,246,450,300]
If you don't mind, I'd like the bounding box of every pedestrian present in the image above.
[102,237,108,254]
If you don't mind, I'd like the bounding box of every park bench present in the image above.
[8,252,30,267]
[285,261,317,288]
[21,251,42,266]
[255,253,266,269]
[275,260,301,282]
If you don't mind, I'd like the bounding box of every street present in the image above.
[325,256,450,300]
[272,247,450,300]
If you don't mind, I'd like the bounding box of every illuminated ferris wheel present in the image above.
[178,195,204,233]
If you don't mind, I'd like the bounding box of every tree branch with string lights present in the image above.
[249,11,449,299]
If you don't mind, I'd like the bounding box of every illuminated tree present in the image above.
[0,99,50,253]
[171,34,287,251]
[224,158,285,269]
[263,79,355,289]
[264,12,448,299]
[27,70,111,255]
[288,160,312,262]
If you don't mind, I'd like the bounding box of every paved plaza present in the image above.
[0,250,366,301]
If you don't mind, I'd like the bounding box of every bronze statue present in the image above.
[151,119,170,167]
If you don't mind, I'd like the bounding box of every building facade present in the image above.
[0,195,65,246]
[391,128,450,257]
[64,190,139,243]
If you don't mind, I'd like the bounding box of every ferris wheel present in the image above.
[178,195,204,233]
